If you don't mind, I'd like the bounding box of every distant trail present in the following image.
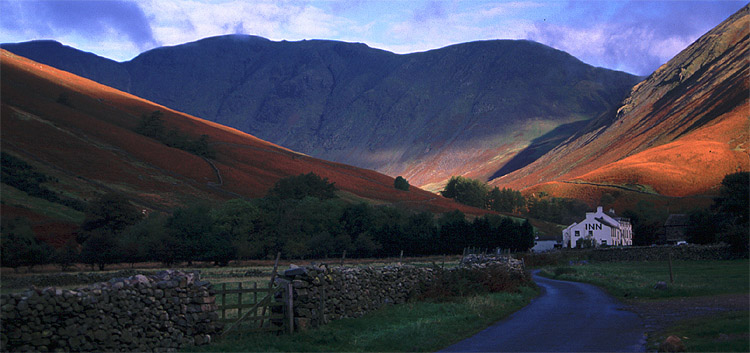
[439,271,645,352]
[202,157,223,186]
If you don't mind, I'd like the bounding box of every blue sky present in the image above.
[0,0,745,76]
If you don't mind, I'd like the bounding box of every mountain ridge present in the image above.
[1,48,495,245]
[2,36,640,190]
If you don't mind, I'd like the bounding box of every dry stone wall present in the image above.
[279,256,526,330]
[1,270,220,352]
[581,244,733,262]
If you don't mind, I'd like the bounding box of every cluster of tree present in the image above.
[1,173,535,270]
[135,111,215,158]
[1,152,87,211]
[440,176,588,224]
[685,172,748,254]
[394,176,410,191]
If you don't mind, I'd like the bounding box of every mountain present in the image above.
[0,49,493,244]
[2,37,639,190]
[492,4,749,205]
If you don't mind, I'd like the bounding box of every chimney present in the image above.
[597,206,603,213]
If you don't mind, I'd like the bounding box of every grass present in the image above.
[647,311,750,352]
[187,286,538,352]
[0,184,85,224]
[539,259,749,299]
[540,259,749,352]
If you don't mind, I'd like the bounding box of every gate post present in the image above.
[284,281,294,334]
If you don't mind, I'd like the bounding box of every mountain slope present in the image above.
[1,49,491,241]
[493,4,749,202]
[2,37,639,190]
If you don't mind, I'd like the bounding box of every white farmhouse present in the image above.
[562,206,632,248]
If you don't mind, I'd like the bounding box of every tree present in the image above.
[212,199,265,259]
[79,230,122,270]
[713,172,749,254]
[80,192,143,242]
[441,176,490,208]
[686,209,718,244]
[0,218,53,271]
[394,176,410,191]
[623,200,667,245]
[488,187,526,213]
[53,239,79,271]
[266,172,337,200]
[714,172,749,225]
[167,203,215,265]
[438,210,472,254]
[135,111,165,140]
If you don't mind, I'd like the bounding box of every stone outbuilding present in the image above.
[562,206,633,248]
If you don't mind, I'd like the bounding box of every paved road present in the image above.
[440,272,645,352]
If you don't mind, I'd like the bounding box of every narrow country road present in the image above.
[440,271,645,352]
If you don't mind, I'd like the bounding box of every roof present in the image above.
[595,216,619,229]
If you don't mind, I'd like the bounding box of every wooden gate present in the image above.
[216,281,286,335]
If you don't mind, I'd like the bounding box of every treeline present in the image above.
[135,111,215,158]
[441,176,588,225]
[1,173,534,271]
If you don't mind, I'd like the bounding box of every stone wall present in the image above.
[279,256,526,330]
[581,244,733,262]
[1,270,220,352]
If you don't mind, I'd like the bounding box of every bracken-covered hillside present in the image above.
[0,49,493,244]
[2,37,639,190]
[493,4,749,205]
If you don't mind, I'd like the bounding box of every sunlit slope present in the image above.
[3,37,639,191]
[1,49,489,224]
[493,5,750,201]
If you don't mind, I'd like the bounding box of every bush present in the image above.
[266,172,337,200]
[394,176,410,191]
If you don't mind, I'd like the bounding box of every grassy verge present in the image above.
[188,286,538,352]
[540,259,749,352]
[648,311,749,352]
[539,259,749,299]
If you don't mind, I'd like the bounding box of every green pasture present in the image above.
[540,259,749,299]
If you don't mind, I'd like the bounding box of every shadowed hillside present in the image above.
[2,37,639,190]
[492,5,749,204]
[1,49,494,243]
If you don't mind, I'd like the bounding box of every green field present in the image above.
[540,259,749,299]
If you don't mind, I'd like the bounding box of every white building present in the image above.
[562,206,632,248]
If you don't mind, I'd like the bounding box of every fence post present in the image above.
[340,250,346,266]
[399,250,404,263]
[237,282,243,318]
[318,285,326,327]
[221,283,227,320]
[285,281,294,334]
[668,252,674,283]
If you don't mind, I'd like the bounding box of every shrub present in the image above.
[394,176,410,191]
[266,172,337,200]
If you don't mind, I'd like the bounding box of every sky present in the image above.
[0,0,745,76]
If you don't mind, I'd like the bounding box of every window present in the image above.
[588,230,593,237]
[574,231,580,237]
[601,240,607,245]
